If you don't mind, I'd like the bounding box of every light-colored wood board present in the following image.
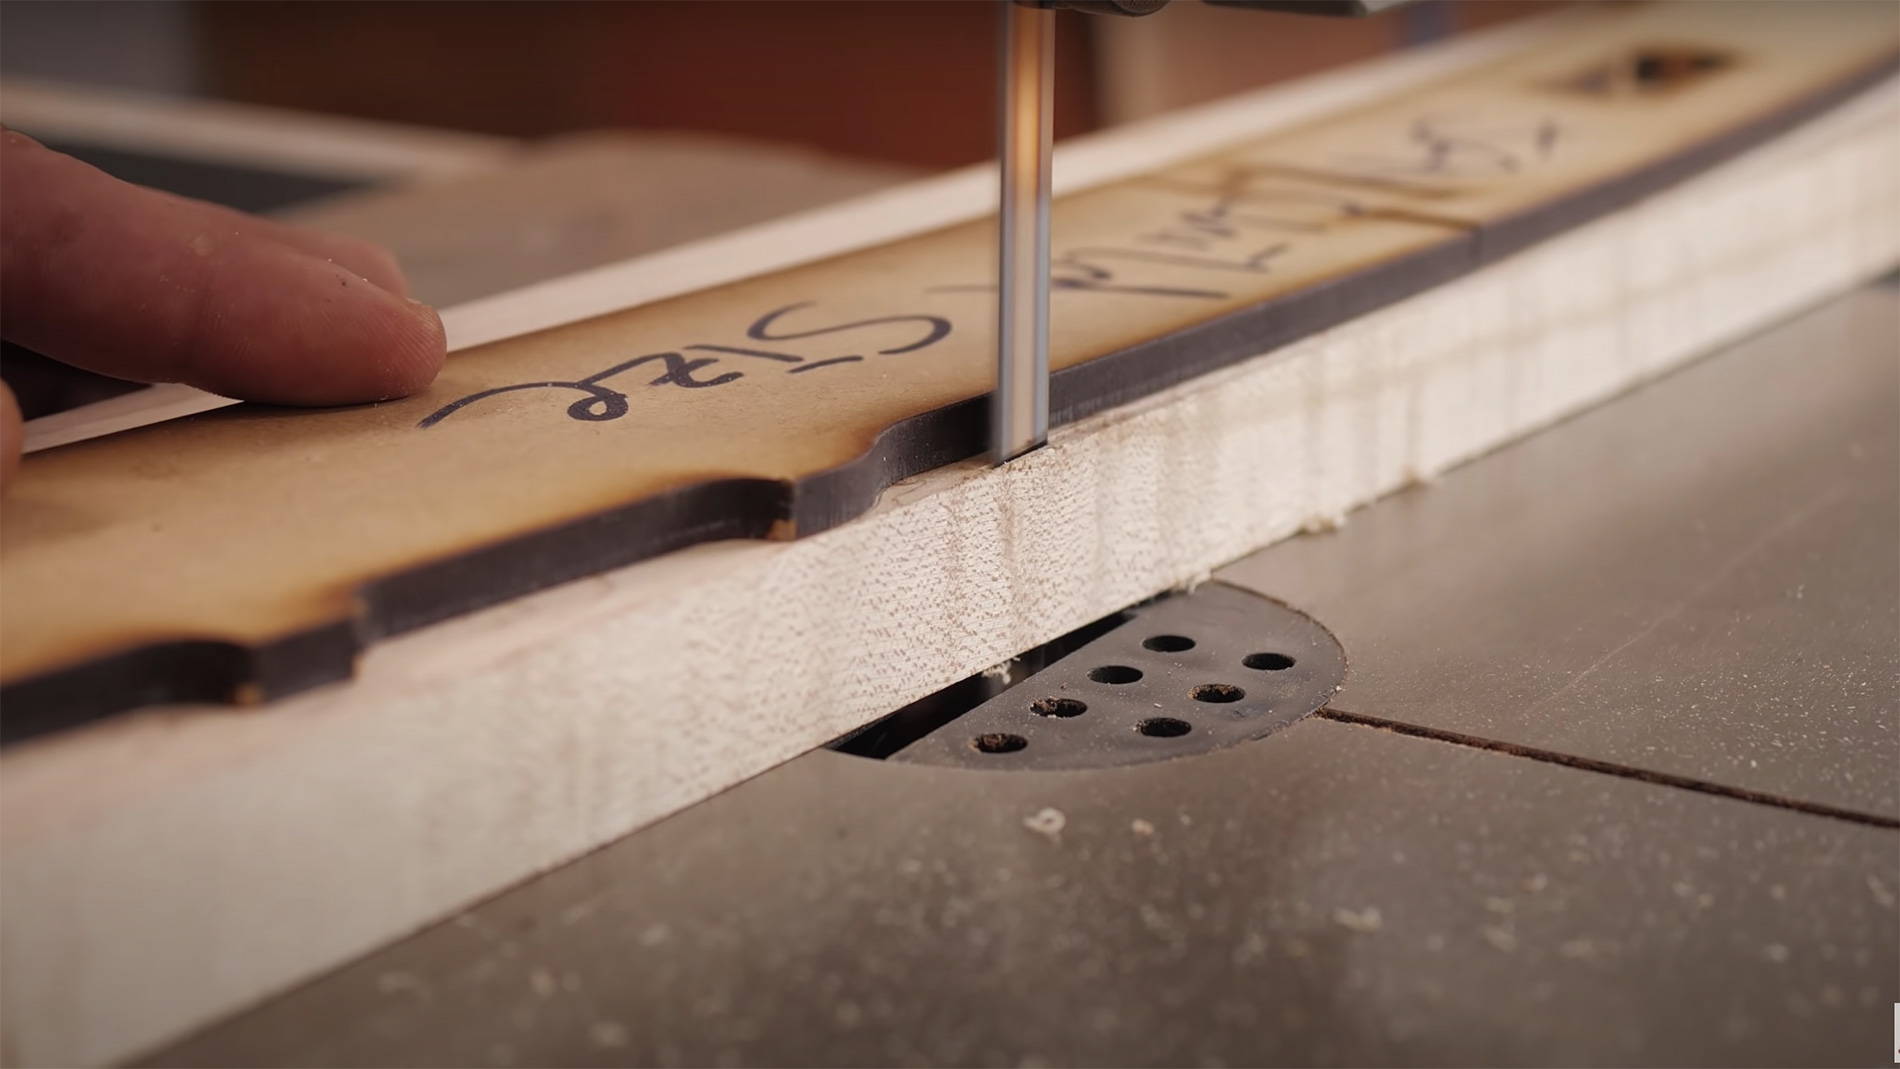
[1,62,1895,1068]
[4,2,1892,731]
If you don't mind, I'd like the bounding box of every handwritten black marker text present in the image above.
[418,302,952,428]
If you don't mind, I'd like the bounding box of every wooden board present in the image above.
[4,2,1894,741]
[3,19,1897,1069]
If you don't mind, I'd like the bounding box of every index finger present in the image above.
[0,129,446,406]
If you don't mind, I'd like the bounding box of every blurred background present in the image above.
[2,0,1552,170]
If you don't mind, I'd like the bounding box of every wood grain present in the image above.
[4,3,1891,740]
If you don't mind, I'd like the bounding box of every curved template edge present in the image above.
[3,53,1895,745]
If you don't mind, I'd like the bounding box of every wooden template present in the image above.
[3,3,1894,740]
[4,6,1898,1064]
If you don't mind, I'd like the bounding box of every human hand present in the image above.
[0,127,448,488]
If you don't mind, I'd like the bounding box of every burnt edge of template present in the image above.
[4,52,1893,746]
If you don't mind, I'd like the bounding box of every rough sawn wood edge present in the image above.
[4,45,1894,744]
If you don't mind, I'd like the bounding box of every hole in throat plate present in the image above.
[1031,697,1087,719]
[971,733,1027,754]
[827,582,1345,772]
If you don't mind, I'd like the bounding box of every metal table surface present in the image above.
[146,285,1899,1068]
